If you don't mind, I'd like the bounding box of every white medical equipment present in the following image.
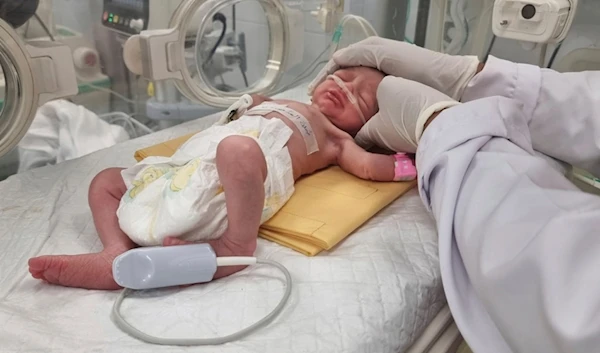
[111,243,292,345]
[121,0,309,108]
[0,0,596,159]
[422,0,497,57]
[492,0,578,44]
[0,0,368,158]
[422,0,580,60]
[426,0,600,195]
[12,0,112,112]
[99,0,352,127]
[0,18,78,159]
[0,1,114,178]
[0,0,119,161]
[102,0,184,36]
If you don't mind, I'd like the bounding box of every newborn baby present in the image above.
[28,66,415,290]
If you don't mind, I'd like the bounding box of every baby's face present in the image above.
[312,67,384,136]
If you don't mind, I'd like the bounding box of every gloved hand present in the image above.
[308,37,481,101]
[355,76,460,153]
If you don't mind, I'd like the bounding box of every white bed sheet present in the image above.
[0,87,445,353]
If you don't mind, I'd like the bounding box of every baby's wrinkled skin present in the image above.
[312,66,382,136]
[28,67,388,290]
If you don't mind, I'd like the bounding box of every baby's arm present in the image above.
[336,139,416,182]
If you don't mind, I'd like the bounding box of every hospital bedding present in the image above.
[0,87,450,353]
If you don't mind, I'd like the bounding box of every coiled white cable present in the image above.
[111,258,292,346]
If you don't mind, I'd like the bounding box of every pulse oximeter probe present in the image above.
[110,243,292,346]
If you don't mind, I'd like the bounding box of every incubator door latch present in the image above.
[123,29,184,82]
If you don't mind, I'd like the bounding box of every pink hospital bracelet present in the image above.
[393,153,417,181]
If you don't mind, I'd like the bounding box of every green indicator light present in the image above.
[108,18,113,23]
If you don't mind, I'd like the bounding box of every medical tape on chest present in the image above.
[246,103,320,155]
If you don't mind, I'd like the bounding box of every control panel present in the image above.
[102,0,149,35]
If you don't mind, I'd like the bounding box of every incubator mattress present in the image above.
[0,88,445,353]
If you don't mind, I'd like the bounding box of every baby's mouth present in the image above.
[327,89,345,107]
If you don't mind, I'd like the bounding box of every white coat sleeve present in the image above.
[416,96,600,353]
[461,56,600,177]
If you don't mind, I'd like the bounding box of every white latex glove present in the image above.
[355,76,460,154]
[308,37,480,101]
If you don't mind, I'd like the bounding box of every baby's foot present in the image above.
[163,237,195,247]
[163,234,257,280]
[163,236,256,257]
[28,248,131,290]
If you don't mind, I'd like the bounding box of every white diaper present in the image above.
[117,115,296,247]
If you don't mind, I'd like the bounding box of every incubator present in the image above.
[0,0,383,169]
[0,0,600,350]
[0,0,596,165]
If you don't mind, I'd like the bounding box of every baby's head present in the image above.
[311,66,385,136]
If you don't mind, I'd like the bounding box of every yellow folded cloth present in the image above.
[135,133,416,256]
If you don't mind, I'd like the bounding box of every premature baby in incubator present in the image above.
[28,66,415,290]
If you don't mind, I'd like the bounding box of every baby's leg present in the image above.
[165,135,268,279]
[29,168,136,289]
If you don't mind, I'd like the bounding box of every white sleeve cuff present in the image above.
[462,56,542,123]
[416,97,535,211]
